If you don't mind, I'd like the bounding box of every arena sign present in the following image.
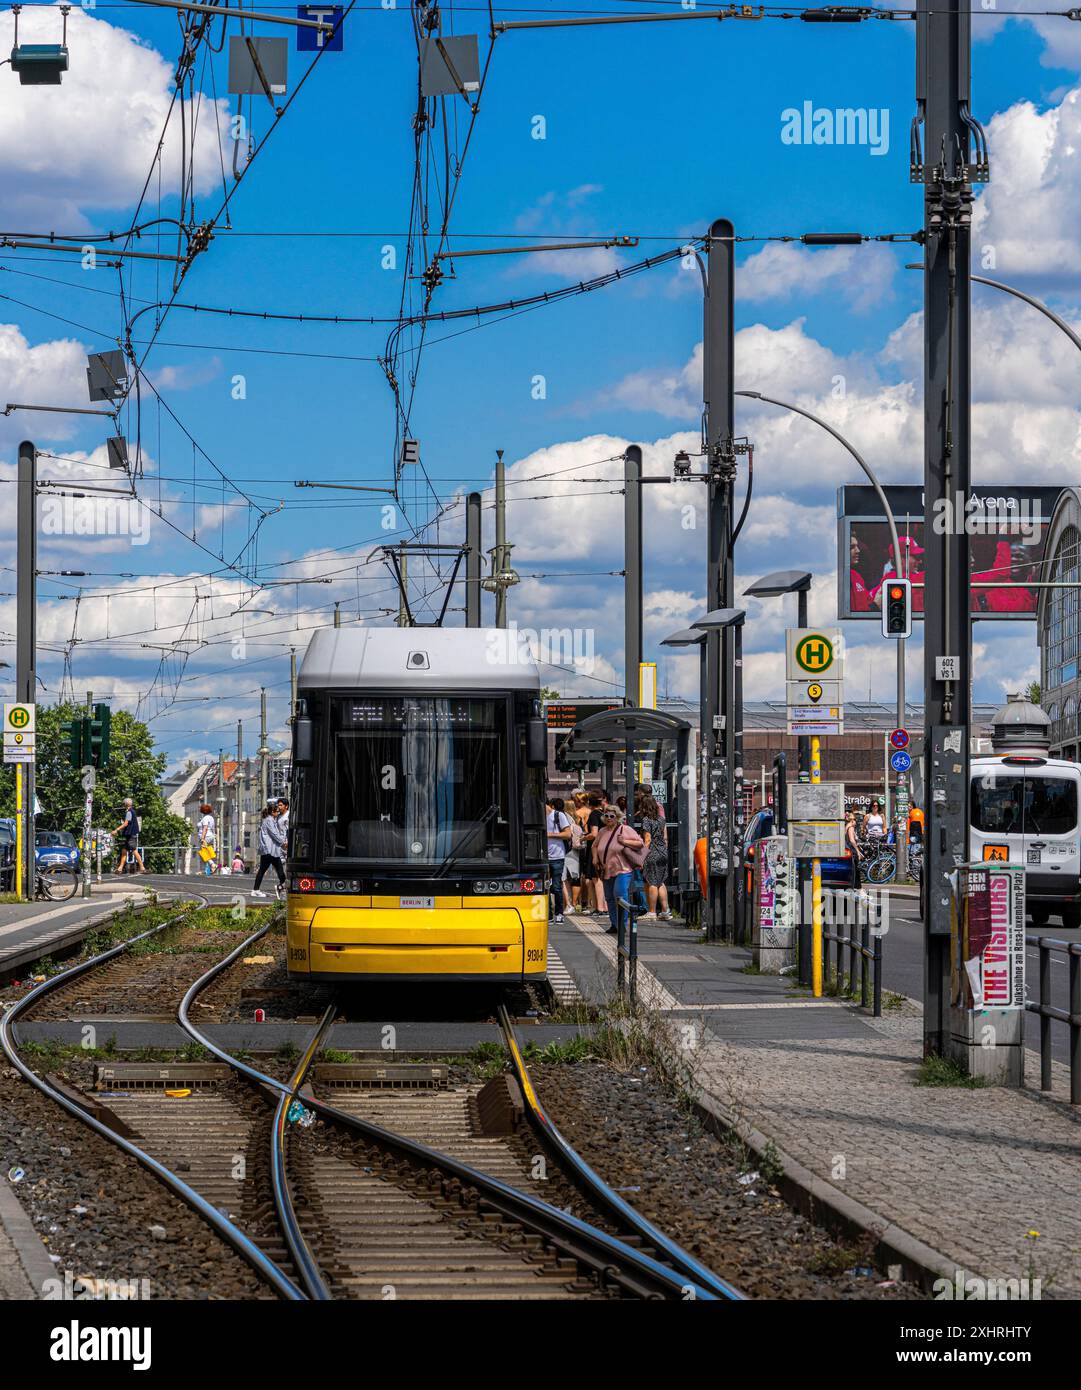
[836,485,1063,621]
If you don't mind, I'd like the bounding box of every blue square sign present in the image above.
[296,6,344,51]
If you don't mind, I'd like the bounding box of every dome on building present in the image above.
[989,692,1051,754]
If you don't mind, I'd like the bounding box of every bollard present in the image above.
[629,905,638,1008]
[1072,950,1081,1107]
[1040,941,1052,1092]
[873,928,883,1018]
[860,915,870,1010]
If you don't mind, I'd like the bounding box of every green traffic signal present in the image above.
[89,703,111,769]
[61,717,87,768]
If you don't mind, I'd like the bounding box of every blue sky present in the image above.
[2,1,1081,767]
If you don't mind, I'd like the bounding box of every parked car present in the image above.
[743,806,852,894]
[0,818,15,891]
[35,829,81,872]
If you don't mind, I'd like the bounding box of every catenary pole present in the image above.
[465,491,482,627]
[16,440,36,901]
[919,0,976,1056]
[624,446,643,706]
[703,219,736,941]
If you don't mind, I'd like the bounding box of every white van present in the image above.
[969,752,1081,927]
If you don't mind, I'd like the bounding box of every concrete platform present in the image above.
[0,1172,56,1299]
[0,891,149,978]
[553,907,1081,1296]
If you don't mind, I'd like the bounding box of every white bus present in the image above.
[969,751,1081,928]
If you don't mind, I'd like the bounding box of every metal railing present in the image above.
[1027,935,1081,1104]
[616,896,640,1005]
[820,888,883,1016]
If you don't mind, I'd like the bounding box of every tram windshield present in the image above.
[970,774,1078,837]
[323,696,512,867]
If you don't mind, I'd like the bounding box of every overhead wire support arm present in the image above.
[0,237,186,263]
[434,237,638,262]
[294,481,397,495]
[122,0,337,32]
[492,6,764,33]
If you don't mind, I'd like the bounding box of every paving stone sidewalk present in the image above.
[552,911,1081,1297]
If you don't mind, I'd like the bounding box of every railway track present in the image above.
[2,909,744,1300]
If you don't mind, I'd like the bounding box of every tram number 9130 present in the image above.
[527,948,545,963]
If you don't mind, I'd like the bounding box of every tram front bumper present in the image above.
[287,898,548,980]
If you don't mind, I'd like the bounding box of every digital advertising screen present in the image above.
[837,485,1063,621]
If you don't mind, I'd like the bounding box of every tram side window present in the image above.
[970,776,1078,836]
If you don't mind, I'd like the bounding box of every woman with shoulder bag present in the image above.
[593,805,646,936]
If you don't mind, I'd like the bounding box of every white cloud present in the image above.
[0,322,89,447]
[972,88,1081,283]
[739,242,895,313]
[0,7,229,228]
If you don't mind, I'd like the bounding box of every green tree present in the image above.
[0,703,192,873]
[1026,680,1042,706]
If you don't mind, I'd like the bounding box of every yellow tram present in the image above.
[285,626,550,983]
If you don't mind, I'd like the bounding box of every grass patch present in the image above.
[190,904,276,934]
[468,1040,506,1080]
[915,1053,986,1089]
[740,962,765,976]
[320,1048,352,1064]
[807,1245,862,1277]
[275,1039,300,1064]
[522,1034,592,1065]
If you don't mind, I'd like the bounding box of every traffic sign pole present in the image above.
[810,736,823,999]
[14,764,23,900]
[16,441,36,902]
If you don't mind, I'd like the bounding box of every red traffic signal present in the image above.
[881,577,912,639]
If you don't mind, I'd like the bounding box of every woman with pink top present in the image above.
[593,805,645,936]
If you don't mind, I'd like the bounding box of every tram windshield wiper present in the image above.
[431,802,501,879]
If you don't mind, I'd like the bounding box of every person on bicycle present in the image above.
[113,798,145,874]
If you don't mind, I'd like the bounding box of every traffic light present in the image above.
[88,704,112,768]
[61,717,88,768]
[882,577,912,639]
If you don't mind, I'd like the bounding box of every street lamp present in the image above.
[743,569,812,780]
[691,608,747,941]
[736,390,910,877]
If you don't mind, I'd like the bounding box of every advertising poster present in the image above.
[957,863,1026,1010]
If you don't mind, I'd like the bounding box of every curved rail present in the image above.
[178,928,720,1300]
[271,1006,337,1301]
[497,1004,745,1301]
[0,898,306,1302]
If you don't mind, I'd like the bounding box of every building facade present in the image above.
[1037,486,1081,761]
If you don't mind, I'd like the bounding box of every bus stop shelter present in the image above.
[554,707,695,905]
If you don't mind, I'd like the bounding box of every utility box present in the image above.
[752,835,796,973]
[949,861,1025,1085]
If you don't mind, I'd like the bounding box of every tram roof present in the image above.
[297,626,541,691]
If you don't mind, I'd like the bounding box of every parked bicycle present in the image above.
[865,844,897,885]
[35,860,79,901]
